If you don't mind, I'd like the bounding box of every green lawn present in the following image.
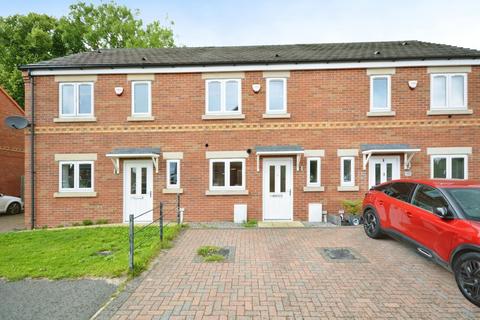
[0,224,182,280]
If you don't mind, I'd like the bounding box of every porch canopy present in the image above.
[255,145,304,171]
[361,144,421,170]
[106,147,161,174]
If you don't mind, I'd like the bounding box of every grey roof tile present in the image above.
[360,144,415,151]
[22,40,480,70]
[110,147,161,155]
[256,145,304,153]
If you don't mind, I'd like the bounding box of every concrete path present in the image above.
[0,279,117,320]
[0,213,24,233]
[104,227,480,319]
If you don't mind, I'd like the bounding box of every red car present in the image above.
[362,179,480,307]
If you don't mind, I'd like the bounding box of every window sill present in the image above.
[427,109,473,116]
[337,186,359,192]
[366,111,396,117]
[127,116,155,122]
[262,113,291,119]
[303,186,325,192]
[162,188,183,194]
[54,117,97,123]
[202,114,245,120]
[54,192,97,198]
[205,190,249,196]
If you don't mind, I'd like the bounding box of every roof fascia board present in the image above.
[29,59,480,76]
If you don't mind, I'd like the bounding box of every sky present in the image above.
[2,0,480,49]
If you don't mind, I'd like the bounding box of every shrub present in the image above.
[197,245,221,257]
[243,219,257,228]
[95,219,109,225]
[342,199,362,215]
[82,220,94,226]
[72,222,81,227]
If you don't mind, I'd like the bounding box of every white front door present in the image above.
[263,158,293,220]
[368,156,400,188]
[123,160,153,223]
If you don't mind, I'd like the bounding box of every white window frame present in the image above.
[307,157,321,187]
[430,73,468,110]
[205,79,242,115]
[266,78,287,114]
[59,82,94,118]
[370,75,391,112]
[166,159,181,189]
[209,158,246,191]
[340,157,355,187]
[131,81,152,116]
[430,154,468,179]
[58,161,94,193]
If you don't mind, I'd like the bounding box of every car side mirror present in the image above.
[0,193,3,197]
[434,207,453,219]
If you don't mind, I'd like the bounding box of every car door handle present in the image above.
[406,211,413,217]
[378,200,384,206]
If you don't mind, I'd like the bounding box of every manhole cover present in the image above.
[318,247,368,263]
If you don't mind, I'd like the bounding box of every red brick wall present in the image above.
[22,67,480,227]
[0,87,24,197]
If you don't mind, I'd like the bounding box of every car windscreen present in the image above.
[444,188,480,220]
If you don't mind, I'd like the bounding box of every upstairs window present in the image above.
[59,83,93,117]
[266,78,287,114]
[206,79,241,114]
[431,155,468,179]
[431,74,467,110]
[370,75,391,112]
[131,81,152,116]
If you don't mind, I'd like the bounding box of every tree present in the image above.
[0,1,175,106]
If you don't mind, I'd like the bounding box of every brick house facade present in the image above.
[20,41,480,228]
[0,86,24,197]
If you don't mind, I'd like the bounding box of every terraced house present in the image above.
[19,40,480,227]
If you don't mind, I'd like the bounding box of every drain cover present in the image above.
[318,247,368,263]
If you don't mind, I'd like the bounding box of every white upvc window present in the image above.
[430,73,467,110]
[370,75,391,112]
[166,159,181,189]
[431,155,468,179]
[131,81,152,116]
[59,161,94,192]
[340,157,355,187]
[307,157,321,187]
[205,79,242,114]
[209,159,245,191]
[266,78,287,114]
[59,82,94,117]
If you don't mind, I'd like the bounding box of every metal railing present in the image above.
[128,193,182,273]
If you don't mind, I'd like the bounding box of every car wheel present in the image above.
[454,252,480,307]
[363,209,382,239]
[6,202,21,215]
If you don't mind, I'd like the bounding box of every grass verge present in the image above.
[0,224,182,280]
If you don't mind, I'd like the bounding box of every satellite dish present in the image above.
[4,116,30,129]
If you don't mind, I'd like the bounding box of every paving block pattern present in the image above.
[111,228,480,319]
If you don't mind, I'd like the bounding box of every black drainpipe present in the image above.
[29,70,35,229]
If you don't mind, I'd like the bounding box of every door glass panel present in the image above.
[130,168,137,194]
[79,164,91,188]
[280,165,286,192]
[385,183,416,202]
[269,166,275,193]
[412,185,448,213]
[375,163,381,185]
[141,167,147,194]
[309,159,318,184]
[386,163,393,181]
[433,157,447,178]
[212,162,225,186]
[62,163,75,189]
[229,161,242,186]
[451,157,465,179]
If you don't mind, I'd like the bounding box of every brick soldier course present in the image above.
[106,228,480,319]
[19,41,480,227]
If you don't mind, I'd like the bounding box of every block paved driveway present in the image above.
[110,227,480,319]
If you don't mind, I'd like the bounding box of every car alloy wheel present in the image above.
[7,202,21,215]
[458,258,480,305]
[364,210,377,236]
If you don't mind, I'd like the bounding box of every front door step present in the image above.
[258,221,305,228]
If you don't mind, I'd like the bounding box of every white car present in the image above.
[0,194,23,215]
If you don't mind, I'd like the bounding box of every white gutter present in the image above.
[30,59,480,76]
